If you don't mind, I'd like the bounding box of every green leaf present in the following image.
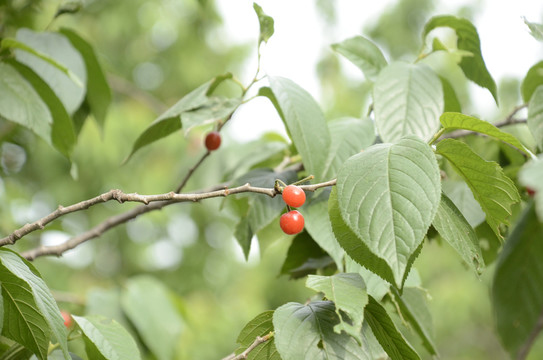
[253,3,274,44]
[234,215,253,260]
[492,203,543,359]
[335,136,441,287]
[72,315,141,360]
[262,77,331,181]
[0,62,52,144]
[0,248,69,360]
[280,231,332,279]
[306,273,368,343]
[344,257,390,302]
[523,17,543,42]
[423,16,498,103]
[364,296,420,360]
[442,180,485,228]
[518,156,543,221]
[436,138,520,239]
[59,28,111,128]
[439,112,531,156]
[120,276,183,360]
[273,301,371,360]
[528,85,543,151]
[236,311,279,360]
[331,36,387,81]
[432,193,485,275]
[391,288,437,356]
[8,60,75,158]
[13,29,87,114]
[439,76,461,112]
[521,61,543,103]
[373,62,443,142]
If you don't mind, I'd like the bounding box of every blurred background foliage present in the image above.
[0,0,542,359]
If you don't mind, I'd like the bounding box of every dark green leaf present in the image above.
[273,301,371,360]
[365,296,420,360]
[436,138,520,239]
[59,28,111,128]
[13,28,87,114]
[518,156,543,221]
[423,16,498,103]
[234,215,252,260]
[236,311,279,360]
[440,76,461,112]
[121,276,183,360]
[432,193,485,275]
[306,273,368,343]
[263,77,331,181]
[253,3,274,44]
[523,17,543,42]
[280,231,331,279]
[335,136,441,287]
[492,203,543,358]
[72,315,141,360]
[521,61,543,103]
[331,36,387,81]
[373,62,443,142]
[527,85,543,151]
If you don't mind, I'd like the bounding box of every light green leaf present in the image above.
[235,311,279,360]
[121,276,183,360]
[273,301,371,360]
[528,85,543,150]
[518,156,543,221]
[391,287,437,356]
[331,36,387,81]
[0,248,69,360]
[524,17,543,42]
[0,62,52,144]
[59,28,111,128]
[521,61,543,103]
[8,60,75,158]
[439,112,531,156]
[13,28,87,114]
[344,256,390,302]
[253,3,274,44]
[492,203,543,359]
[365,296,420,360]
[336,136,441,287]
[423,16,498,103]
[72,315,141,360]
[432,193,485,275]
[442,180,485,228]
[436,138,520,239]
[440,76,461,112]
[262,77,331,181]
[306,273,368,343]
[373,62,443,142]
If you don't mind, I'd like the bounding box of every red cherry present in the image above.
[282,185,306,208]
[527,187,536,197]
[61,311,73,328]
[205,131,221,151]
[280,210,304,235]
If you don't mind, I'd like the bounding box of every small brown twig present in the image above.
[174,151,211,193]
[222,332,274,360]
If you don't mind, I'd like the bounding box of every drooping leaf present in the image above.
[235,311,279,360]
[335,136,441,287]
[521,61,543,103]
[344,257,390,302]
[261,77,331,181]
[492,203,543,359]
[0,62,52,144]
[436,138,520,239]
[365,296,420,360]
[439,76,462,112]
[331,36,387,81]
[273,301,370,360]
[253,3,274,44]
[518,156,543,221]
[442,180,486,228]
[0,248,69,360]
[13,28,87,114]
[423,16,498,103]
[8,60,75,158]
[72,315,141,360]
[59,28,111,128]
[234,215,253,260]
[432,193,485,275]
[523,17,543,42]
[373,62,443,142]
[306,273,368,343]
[280,231,333,279]
[439,112,531,156]
[527,85,543,151]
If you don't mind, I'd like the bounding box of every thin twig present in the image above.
[175,151,211,193]
[222,332,274,360]
[517,307,543,360]
[14,180,336,260]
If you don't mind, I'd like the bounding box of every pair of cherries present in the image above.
[280,185,306,235]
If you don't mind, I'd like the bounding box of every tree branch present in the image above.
[13,180,336,260]
[222,332,274,360]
